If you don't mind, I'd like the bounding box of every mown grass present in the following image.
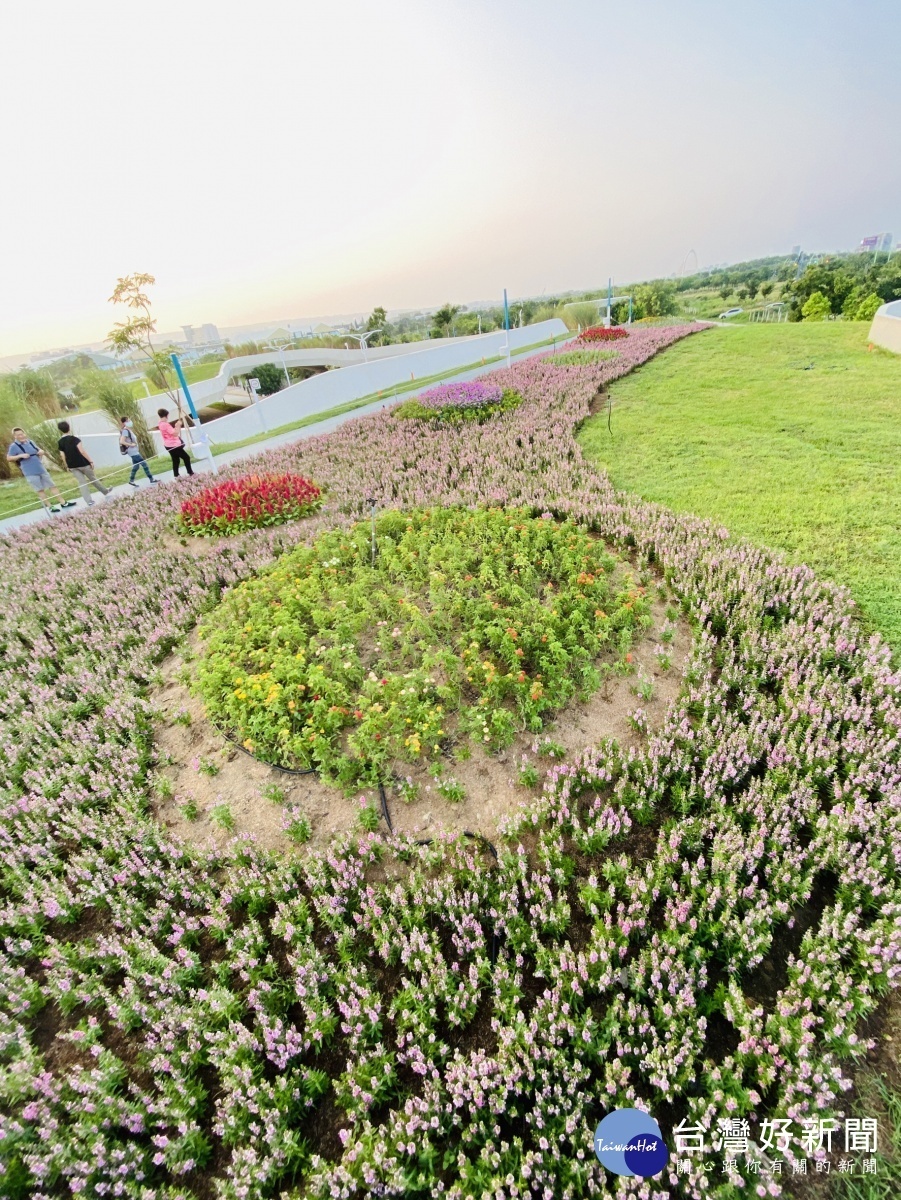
[126,359,223,401]
[579,322,901,654]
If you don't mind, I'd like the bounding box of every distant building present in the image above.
[181,323,222,349]
[857,233,892,254]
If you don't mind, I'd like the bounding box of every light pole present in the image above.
[264,342,292,387]
[343,329,383,362]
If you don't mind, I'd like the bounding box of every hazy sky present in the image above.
[2,0,900,356]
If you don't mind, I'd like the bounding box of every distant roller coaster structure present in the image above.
[678,249,699,278]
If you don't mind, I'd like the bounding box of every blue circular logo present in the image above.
[594,1108,669,1178]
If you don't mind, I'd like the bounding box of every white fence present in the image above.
[64,321,567,467]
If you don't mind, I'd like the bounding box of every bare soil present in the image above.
[150,595,692,855]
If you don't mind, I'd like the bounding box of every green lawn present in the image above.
[579,322,901,653]
[126,360,223,401]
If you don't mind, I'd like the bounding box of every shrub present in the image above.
[801,291,832,321]
[178,472,322,536]
[395,380,522,424]
[853,292,883,322]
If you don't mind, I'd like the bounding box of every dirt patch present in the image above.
[150,595,692,855]
[156,505,337,558]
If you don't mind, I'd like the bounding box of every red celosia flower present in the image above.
[179,472,322,536]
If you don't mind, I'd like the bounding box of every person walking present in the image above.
[157,408,194,478]
[6,427,76,514]
[56,421,112,506]
[118,416,158,487]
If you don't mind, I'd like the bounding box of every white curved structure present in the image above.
[868,299,901,354]
[68,321,568,467]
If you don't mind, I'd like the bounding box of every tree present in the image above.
[247,363,284,396]
[107,273,185,418]
[852,292,883,322]
[431,303,461,339]
[758,281,774,299]
[633,281,678,319]
[801,291,832,321]
[366,306,390,346]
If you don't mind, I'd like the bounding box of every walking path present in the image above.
[0,337,565,536]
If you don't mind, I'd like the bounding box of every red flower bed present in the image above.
[178,472,323,536]
[577,325,629,342]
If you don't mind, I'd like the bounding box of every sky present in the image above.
[2,0,900,357]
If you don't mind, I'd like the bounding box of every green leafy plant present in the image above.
[518,762,539,788]
[262,783,285,804]
[153,773,174,799]
[285,811,312,844]
[356,801,380,833]
[210,803,235,831]
[180,798,200,821]
[436,776,465,803]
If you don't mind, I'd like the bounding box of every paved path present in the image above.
[0,337,565,536]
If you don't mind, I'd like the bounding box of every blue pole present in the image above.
[503,288,510,331]
[169,353,199,421]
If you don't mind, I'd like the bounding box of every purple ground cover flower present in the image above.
[0,323,898,1199]
[417,379,504,411]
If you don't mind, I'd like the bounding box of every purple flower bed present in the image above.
[0,322,899,1198]
[416,379,504,411]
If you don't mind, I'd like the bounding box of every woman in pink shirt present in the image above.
[157,408,194,477]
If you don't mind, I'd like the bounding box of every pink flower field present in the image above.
[1,323,899,1198]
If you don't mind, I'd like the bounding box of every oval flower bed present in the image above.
[194,506,648,787]
[578,324,629,343]
[394,378,522,423]
[178,471,322,536]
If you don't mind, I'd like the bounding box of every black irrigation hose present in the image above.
[213,723,317,776]
[378,782,394,836]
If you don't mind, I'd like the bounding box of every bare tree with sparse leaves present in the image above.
[107,273,185,420]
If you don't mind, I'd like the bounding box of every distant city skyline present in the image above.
[2,0,899,360]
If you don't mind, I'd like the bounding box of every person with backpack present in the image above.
[118,416,158,487]
[6,426,76,514]
[157,408,194,477]
[56,421,112,506]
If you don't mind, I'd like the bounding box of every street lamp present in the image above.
[264,342,292,388]
[343,329,383,362]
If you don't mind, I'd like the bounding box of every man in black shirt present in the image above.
[56,421,112,507]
